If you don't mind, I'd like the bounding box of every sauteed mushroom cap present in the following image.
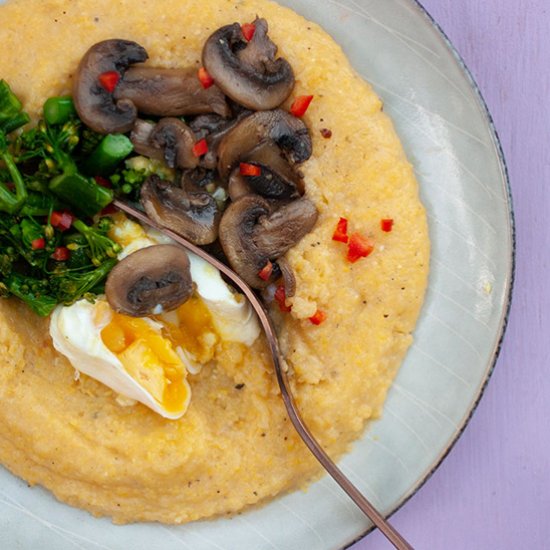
[219,195,318,288]
[73,39,148,134]
[140,175,221,245]
[150,118,198,169]
[202,18,295,110]
[217,109,312,180]
[105,244,193,317]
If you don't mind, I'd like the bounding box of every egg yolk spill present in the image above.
[158,294,218,364]
[99,295,218,413]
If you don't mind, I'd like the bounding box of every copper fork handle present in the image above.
[113,199,414,550]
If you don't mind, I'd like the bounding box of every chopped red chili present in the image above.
[98,71,120,93]
[100,204,118,216]
[290,95,314,117]
[258,260,273,281]
[320,128,332,139]
[198,67,214,89]
[381,218,394,232]
[94,175,112,188]
[309,309,327,325]
[240,162,261,177]
[241,22,256,42]
[52,246,71,261]
[332,217,349,243]
[192,138,209,157]
[347,233,374,263]
[31,238,45,250]
[50,210,74,232]
[274,285,292,313]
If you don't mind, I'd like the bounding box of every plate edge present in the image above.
[342,0,516,548]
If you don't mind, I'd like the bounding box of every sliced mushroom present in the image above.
[227,168,252,201]
[189,110,251,170]
[149,118,198,169]
[219,195,318,289]
[277,257,296,297]
[202,18,295,110]
[238,141,304,199]
[114,66,230,118]
[140,175,220,245]
[105,244,193,317]
[130,119,165,161]
[217,109,312,180]
[180,167,218,191]
[73,39,148,134]
[253,198,318,258]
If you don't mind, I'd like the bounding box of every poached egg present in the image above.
[50,213,260,419]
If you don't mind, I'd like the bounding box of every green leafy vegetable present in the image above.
[4,272,58,316]
[73,218,121,266]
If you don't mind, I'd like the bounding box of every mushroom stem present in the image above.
[114,66,230,118]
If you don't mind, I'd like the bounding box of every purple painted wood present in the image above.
[351,1,550,549]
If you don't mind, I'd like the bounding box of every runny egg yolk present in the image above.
[157,294,218,364]
[99,295,218,413]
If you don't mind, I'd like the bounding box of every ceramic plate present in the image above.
[0,0,513,548]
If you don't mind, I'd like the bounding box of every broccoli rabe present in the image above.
[73,218,121,266]
[110,155,175,200]
[0,81,29,214]
[3,272,58,316]
[0,83,164,316]
[50,258,117,306]
[0,214,122,314]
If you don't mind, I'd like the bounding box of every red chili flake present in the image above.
[381,218,394,232]
[241,22,256,42]
[332,217,349,243]
[347,233,374,263]
[50,210,74,232]
[309,309,327,325]
[274,285,292,313]
[52,246,70,261]
[31,238,45,250]
[320,128,332,139]
[98,71,120,93]
[100,203,118,216]
[192,138,209,157]
[240,162,261,177]
[94,175,112,188]
[258,260,273,281]
[198,67,214,89]
[290,95,314,117]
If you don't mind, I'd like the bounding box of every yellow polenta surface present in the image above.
[0,0,429,524]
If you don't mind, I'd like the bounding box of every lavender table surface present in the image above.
[351,1,549,549]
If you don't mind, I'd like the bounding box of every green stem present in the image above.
[1,112,30,134]
[81,133,133,176]
[0,80,23,130]
[43,96,76,126]
[0,150,28,213]
[49,172,113,217]
[5,273,57,317]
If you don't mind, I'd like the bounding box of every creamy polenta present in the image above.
[0,0,429,523]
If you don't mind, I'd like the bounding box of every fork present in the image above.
[114,199,414,550]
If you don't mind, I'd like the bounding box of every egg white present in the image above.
[49,215,260,419]
[50,299,191,420]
